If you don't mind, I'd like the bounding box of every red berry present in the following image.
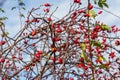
[56,29,62,33]
[18,57,23,60]
[25,19,30,23]
[74,0,81,4]
[44,3,51,7]
[84,13,90,17]
[109,52,115,58]
[88,3,93,10]
[0,57,5,63]
[78,9,83,14]
[0,40,5,45]
[98,11,103,14]
[37,50,42,55]
[83,66,88,70]
[44,8,49,13]
[70,78,74,80]
[115,40,120,46]
[31,30,37,36]
[32,18,39,23]
[47,17,52,21]
[51,57,55,62]
[58,58,63,64]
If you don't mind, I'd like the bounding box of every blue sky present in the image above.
[1,0,120,37]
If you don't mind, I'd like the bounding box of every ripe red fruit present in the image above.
[25,19,30,23]
[78,9,83,14]
[31,30,37,36]
[18,57,23,60]
[115,40,120,46]
[44,3,51,7]
[55,29,62,33]
[109,52,115,58]
[98,11,103,14]
[37,50,42,55]
[70,78,74,80]
[0,40,5,45]
[88,3,93,10]
[83,66,88,70]
[58,58,63,64]
[44,8,49,13]
[47,17,52,21]
[51,47,57,52]
[84,13,90,17]
[0,57,5,63]
[74,0,81,4]
[51,57,55,62]
[32,18,39,23]
[55,37,60,42]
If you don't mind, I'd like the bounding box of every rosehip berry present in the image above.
[88,3,93,10]
[78,9,83,14]
[55,29,62,33]
[44,8,49,13]
[0,57,5,63]
[47,17,52,21]
[32,18,39,23]
[25,19,30,23]
[58,58,63,64]
[115,40,120,46]
[98,11,103,14]
[109,52,115,58]
[44,3,51,7]
[0,40,5,45]
[51,57,55,62]
[31,30,37,36]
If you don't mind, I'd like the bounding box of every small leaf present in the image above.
[80,52,87,60]
[0,17,8,21]
[20,14,25,18]
[2,32,9,37]
[103,3,109,8]
[98,2,103,8]
[101,25,111,31]
[101,0,106,3]
[91,41,102,49]
[0,8,5,13]
[89,10,96,18]
[22,7,26,10]
[94,0,97,4]
[95,64,109,70]
[19,2,25,6]
[11,7,16,10]
[80,43,86,51]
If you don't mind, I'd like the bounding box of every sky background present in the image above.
[0,0,120,37]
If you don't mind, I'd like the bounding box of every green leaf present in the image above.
[0,17,8,21]
[20,14,25,18]
[89,10,96,18]
[94,0,97,4]
[95,64,109,70]
[2,32,9,37]
[91,41,102,49]
[103,3,109,8]
[19,2,25,6]
[80,43,86,51]
[80,52,87,60]
[22,7,26,10]
[101,0,106,3]
[0,8,5,13]
[11,7,16,10]
[101,25,111,31]
[98,2,103,8]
